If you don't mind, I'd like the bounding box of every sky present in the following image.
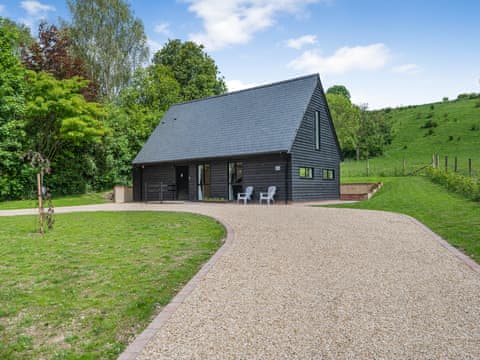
[1,0,479,109]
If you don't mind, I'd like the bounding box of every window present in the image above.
[197,164,211,200]
[314,111,320,150]
[323,168,335,180]
[299,167,314,179]
[228,162,243,200]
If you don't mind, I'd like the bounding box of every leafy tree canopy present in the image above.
[22,22,98,101]
[24,70,106,162]
[153,39,226,101]
[0,24,32,199]
[327,85,351,100]
[67,0,148,100]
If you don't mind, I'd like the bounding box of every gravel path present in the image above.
[1,203,479,358]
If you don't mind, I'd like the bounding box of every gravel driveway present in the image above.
[2,203,479,358]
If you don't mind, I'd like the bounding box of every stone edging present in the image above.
[402,214,480,273]
[117,215,235,360]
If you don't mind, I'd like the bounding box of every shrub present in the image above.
[448,135,454,141]
[422,119,438,129]
[471,124,480,131]
[426,113,434,119]
[430,104,435,110]
[442,97,449,102]
[457,93,479,100]
[424,128,435,136]
[426,167,480,201]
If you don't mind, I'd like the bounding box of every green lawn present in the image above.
[342,98,480,177]
[0,211,225,359]
[332,176,480,263]
[0,192,109,210]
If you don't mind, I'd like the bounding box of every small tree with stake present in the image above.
[23,150,54,234]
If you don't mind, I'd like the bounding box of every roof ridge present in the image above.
[171,73,319,107]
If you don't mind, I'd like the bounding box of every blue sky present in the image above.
[1,0,479,109]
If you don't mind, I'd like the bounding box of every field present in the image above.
[0,211,224,359]
[342,98,480,177]
[334,177,480,263]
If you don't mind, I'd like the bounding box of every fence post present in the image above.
[445,156,448,173]
[366,158,369,177]
[432,154,435,167]
[454,157,458,173]
[403,159,406,176]
[436,154,440,168]
[469,158,472,177]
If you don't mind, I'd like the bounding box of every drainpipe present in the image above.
[284,155,289,205]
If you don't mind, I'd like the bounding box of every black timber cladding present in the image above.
[290,79,341,201]
[134,153,290,201]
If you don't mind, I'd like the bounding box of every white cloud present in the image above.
[226,79,262,92]
[154,22,171,36]
[20,1,55,16]
[286,34,317,49]
[185,0,321,50]
[288,43,390,75]
[392,63,421,74]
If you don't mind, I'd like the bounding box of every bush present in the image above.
[424,128,435,136]
[426,167,480,201]
[426,113,434,119]
[422,119,438,128]
[471,124,480,131]
[430,104,435,110]
[457,93,479,100]
[448,135,454,141]
[442,97,449,102]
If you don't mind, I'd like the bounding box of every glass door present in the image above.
[228,162,243,200]
[197,164,211,200]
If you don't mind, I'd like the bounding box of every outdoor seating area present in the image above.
[236,186,277,205]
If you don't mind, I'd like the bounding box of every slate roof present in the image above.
[133,74,320,164]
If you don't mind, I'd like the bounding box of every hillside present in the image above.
[342,97,480,177]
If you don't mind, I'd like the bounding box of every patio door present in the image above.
[197,164,211,200]
[228,162,243,200]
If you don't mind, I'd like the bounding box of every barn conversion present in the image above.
[132,74,341,203]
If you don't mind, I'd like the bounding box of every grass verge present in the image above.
[0,192,109,210]
[0,211,225,359]
[332,176,480,263]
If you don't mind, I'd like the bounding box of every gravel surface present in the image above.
[2,203,479,358]
[136,203,480,359]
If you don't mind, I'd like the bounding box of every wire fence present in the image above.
[342,154,478,178]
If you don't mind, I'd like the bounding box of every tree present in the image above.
[153,39,226,101]
[0,24,33,200]
[0,17,33,57]
[326,93,359,158]
[24,70,106,166]
[67,0,148,100]
[21,22,98,101]
[327,85,351,100]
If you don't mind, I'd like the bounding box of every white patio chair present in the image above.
[237,186,254,205]
[259,186,276,205]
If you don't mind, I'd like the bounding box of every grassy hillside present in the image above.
[342,98,480,177]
